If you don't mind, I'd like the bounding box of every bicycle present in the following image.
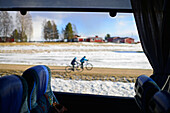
[83,61,93,71]
[65,63,83,73]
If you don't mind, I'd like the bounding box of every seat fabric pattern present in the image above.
[0,75,29,113]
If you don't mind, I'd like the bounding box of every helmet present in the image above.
[75,57,77,59]
[84,56,86,58]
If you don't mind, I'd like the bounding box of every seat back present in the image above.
[135,75,160,112]
[22,66,38,110]
[149,91,170,113]
[22,65,59,112]
[0,75,29,113]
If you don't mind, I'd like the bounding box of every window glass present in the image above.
[0,11,152,97]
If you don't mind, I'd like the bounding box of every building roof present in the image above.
[88,37,103,39]
[125,37,134,40]
[78,37,87,39]
[0,35,11,38]
[110,37,134,40]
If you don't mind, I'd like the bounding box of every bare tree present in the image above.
[61,28,65,40]
[42,19,47,41]
[16,11,33,42]
[0,12,2,35]
[72,24,78,35]
[0,11,13,38]
[25,13,33,41]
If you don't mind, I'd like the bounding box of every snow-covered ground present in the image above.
[0,42,151,69]
[51,78,135,97]
[0,42,151,97]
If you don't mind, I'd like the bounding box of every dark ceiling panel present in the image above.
[0,0,132,12]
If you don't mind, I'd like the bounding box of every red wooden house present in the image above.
[72,35,87,42]
[124,38,134,44]
[107,37,124,43]
[86,36,103,42]
[0,36,14,42]
[107,37,134,44]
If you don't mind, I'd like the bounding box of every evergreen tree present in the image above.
[43,20,51,41]
[64,22,74,41]
[106,34,111,38]
[12,29,19,42]
[52,21,59,40]
[46,21,52,41]
[105,34,111,40]
[43,20,59,41]
[42,19,48,41]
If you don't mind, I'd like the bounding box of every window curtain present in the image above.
[131,0,170,88]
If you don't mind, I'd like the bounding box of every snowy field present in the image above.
[0,42,151,69]
[52,78,135,97]
[0,42,151,97]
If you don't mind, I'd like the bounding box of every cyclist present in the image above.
[80,56,88,69]
[71,57,78,71]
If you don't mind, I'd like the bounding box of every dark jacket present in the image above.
[71,57,78,65]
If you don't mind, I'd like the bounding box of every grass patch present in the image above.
[51,71,138,83]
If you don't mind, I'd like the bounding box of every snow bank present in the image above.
[51,78,135,97]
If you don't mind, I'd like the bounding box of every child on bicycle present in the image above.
[80,56,88,69]
[71,57,78,71]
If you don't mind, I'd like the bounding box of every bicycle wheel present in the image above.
[85,63,93,70]
[76,66,83,72]
[65,66,72,73]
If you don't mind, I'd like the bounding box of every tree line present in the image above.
[1,11,113,42]
[42,20,59,41]
[0,11,78,42]
[42,20,78,41]
[0,11,33,42]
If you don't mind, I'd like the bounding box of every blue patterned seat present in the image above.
[22,65,59,112]
[135,75,160,112]
[0,75,29,113]
[149,90,170,113]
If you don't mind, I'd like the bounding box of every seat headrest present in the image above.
[23,65,59,112]
[22,65,50,101]
[0,75,23,113]
[135,75,160,98]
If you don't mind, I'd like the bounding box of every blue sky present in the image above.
[29,12,139,41]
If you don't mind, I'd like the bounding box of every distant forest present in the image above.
[0,11,77,42]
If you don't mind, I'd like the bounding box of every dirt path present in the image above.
[0,64,153,83]
[50,66,152,77]
[0,63,152,77]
